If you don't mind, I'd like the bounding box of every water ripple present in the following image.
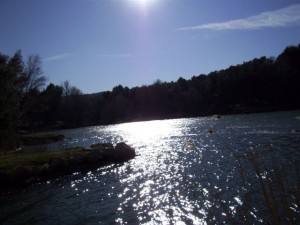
[1,111,300,224]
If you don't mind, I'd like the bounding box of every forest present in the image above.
[0,44,300,149]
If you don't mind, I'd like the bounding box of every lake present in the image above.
[1,110,300,224]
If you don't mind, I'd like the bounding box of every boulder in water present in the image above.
[100,142,136,162]
[114,142,136,162]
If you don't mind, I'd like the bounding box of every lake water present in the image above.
[1,111,300,224]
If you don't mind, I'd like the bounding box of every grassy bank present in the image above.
[0,143,135,190]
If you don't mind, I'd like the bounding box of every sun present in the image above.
[129,0,158,16]
[131,0,157,7]
[133,0,155,3]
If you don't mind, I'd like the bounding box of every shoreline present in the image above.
[0,142,135,191]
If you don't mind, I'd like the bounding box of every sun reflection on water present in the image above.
[110,118,213,224]
[72,118,250,224]
[114,119,180,145]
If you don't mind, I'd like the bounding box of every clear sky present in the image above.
[1,0,299,93]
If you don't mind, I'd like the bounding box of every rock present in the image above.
[49,157,68,170]
[69,152,86,166]
[95,142,135,163]
[90,143,113,150]
[114,142,136,162]
[213,114,222,120]
[86,149,104,163]
[0,142,135,190]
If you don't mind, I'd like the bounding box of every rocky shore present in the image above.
[0,142,135,190]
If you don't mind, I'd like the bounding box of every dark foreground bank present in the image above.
[0,142,135,190]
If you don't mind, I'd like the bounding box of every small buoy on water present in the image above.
[207,129,213,134]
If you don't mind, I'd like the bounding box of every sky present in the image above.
[0,0,299,94]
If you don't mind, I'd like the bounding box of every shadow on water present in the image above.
[0,162,139,225]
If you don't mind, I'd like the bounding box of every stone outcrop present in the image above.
[0,142,135,190]
[90,142,136,162]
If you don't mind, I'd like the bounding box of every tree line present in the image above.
[1,44,300,148]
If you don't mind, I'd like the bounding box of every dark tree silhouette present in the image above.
[1,44,300,150]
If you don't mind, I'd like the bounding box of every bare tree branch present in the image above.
[23,54,47,93]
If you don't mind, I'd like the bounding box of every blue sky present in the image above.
[0,0,299,93]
